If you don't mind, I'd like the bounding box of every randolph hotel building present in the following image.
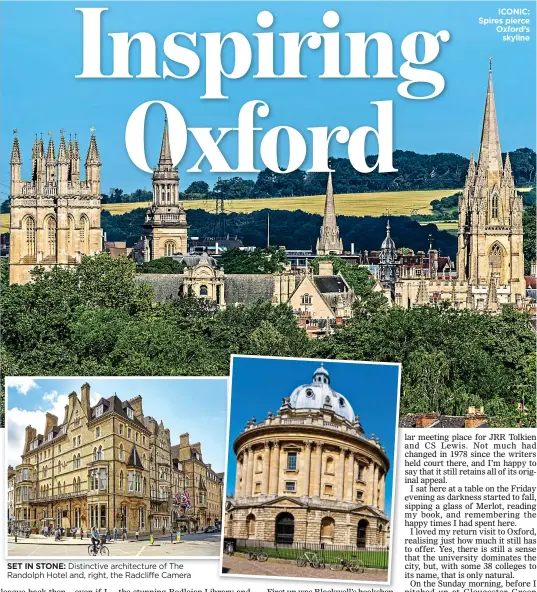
[11,383,223,535]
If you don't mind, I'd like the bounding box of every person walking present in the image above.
[113,526,118,541]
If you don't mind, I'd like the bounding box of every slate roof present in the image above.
[224,275,275,305]
[135,274,184,301]
[314,275,348,294]
[126,444,144,469]
[93,395,147,430]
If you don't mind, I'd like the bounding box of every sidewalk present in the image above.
[8,534,186,546]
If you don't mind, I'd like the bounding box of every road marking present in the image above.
[136,545,147,556]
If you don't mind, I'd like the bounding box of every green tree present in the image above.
[219,247,287,274]
[137,257,185,274]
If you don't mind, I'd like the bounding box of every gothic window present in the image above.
[46,216,57,257]
[491,192,499,219]
[67,215,75,250]
[73,478,77,493]
[200,285,209,297]
[164,241,176,257]
[77,476,81,491]
[24,216,36,258]
[80,215,90,254]
[119,471,124,490]
[301,293,312,305]
[489,243,503,279]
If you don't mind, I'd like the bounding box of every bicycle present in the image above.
[296,550,325,569]
[328,554,364,573]
[247,547,268,562]
[88,542,110,556]
[223,541,234,556]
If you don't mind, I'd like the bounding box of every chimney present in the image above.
[465,407,487,428]
[81,382,92,418]
[128,395,144,420]
[318,260,334,277]
[351,242,355,255]
[63,405,69,424]
[45,412,58,435]
[415,413,440,428]
[24,426,37,454]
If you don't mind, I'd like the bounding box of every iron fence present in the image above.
[234,538,389,569]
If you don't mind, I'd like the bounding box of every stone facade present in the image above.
[225,366,390,548]
[143,117,188,260]
[12,383,223,536]
[9,132,102,285]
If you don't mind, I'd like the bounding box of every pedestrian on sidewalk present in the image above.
[80,528,83,540]
[135,530,139,541]
[114,526,118,541]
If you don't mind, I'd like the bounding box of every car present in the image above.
[204,526,217,533]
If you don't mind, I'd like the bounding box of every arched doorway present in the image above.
[357,519,369,548]
[246,513,256,538]
[320,516,335,544]
[275,512,294,545]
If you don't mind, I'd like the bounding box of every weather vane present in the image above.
[60,128,65,135]
[13,129,18,135]
[90,126,96,133]
[48,130,53,136]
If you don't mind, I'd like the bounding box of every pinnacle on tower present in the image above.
[323,171,337,227]
[72,135,80,158]
[10,136,22,165]
[85,133,101,166]
[157,115,173,168]
[477,61,502,173]
[46,136,56,163]
[58,133,68,163]
[38,135,45,157]
[465,152,476,185]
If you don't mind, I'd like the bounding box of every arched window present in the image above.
[491,192,499,219]
[46,216,57,257]
[489,243,503,280]
[119,471,124,490]
[97,445,103,460]
[76,453,81,468]
[357,519,369,548]
[320,516,335,543]
[164,241,176,257]
[73,478,77,493]
[200,285,208,297]
[77,476,81,491]
[67,215,75,251]
[57,460,61,474]
[93,447,98,461]
[80,215,90,254]
[57,481,61,495]
[301,293,312,305]
[246,513,256,538]
[275,512,294,545]
[24,216,36,258]
[256,455,263,473]
[325,456,334,474]
[119,444,124,461]
[143,477,147,494]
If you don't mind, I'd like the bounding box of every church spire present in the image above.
[316,171,343,255]
[157,115,173,169]
[85,133,101,166]
[10,136,22,165]
[477,59,502,174]
[58,133,68,163]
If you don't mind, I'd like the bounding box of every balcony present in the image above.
[151,493,170,503]
[29,491,87,504]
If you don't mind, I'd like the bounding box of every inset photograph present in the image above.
[221,355,400,583]
[6,376,227,558]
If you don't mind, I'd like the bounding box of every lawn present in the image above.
[235,543,389,569]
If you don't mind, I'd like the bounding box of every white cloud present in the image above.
[6,377,38,395]
[7,390,70,469]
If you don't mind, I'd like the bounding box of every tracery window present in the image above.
[25,216,36,258]
[46,217,57,257]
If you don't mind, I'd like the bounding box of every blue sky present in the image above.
[1,1,535,197]
[6,377,228,472]
[226,356,400,516]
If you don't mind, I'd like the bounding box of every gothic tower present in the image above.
[9,131,103,285]
[456,62,525,303]
[316,171,343,255]
[378,220,398,296]
[143,117,188,261]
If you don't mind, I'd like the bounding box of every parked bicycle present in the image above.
[328,554,364,573]
[248,547,268,562]
[88,542,110,556]
[297,550,325,569]
[223,541,234,556]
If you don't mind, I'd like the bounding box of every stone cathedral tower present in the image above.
[456,63,525,304]
[316,171,343,255]
[9,131,102,285]
[142,117,188,261]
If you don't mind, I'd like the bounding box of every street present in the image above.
[8,532,221,557]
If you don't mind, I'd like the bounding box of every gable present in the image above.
[261,495,307,508]
[288,277,336,319]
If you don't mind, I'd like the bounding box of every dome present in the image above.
[288,364,356,423]
[381,220,396,250]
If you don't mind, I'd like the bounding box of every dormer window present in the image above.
[126,408,134,420]
[47,432,54,441]
[94,405,103,418]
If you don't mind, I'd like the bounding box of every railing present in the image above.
[29,491,88,504]
[281,418,305,425]
[233,539,389,569]
[151,493,170,503]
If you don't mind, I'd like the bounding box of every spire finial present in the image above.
[488,56,492,72]
[157,115,172,168]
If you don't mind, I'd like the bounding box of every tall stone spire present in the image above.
[57,134,68,164]
[158,115,173,170]
[10,136,22,165]
[85,133,101,166]
[477,60,502,174]
[46,136,56,163]
[316,172,343,255]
